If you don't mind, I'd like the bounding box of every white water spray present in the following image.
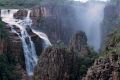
[25,10,52,48]
[74,2,105,51]
[1,9,51,76]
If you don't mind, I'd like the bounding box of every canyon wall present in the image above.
[101,0,120,48]
[83,1,120,80]
[34,31,97,80]
[83,27,120,80]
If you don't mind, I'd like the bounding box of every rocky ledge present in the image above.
[34,47,78,80]
[83,52,120,80]
[83,27,120,80]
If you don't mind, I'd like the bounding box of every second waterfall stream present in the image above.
[0,9,51,76]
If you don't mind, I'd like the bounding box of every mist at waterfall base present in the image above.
[73,1,106,51]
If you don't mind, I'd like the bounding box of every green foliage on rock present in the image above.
[0,52,21,80]
[77,48,98,79]
[0,0,67,8]
[83,26,120,80]
[99,25,120,60]
[0,0,42,8]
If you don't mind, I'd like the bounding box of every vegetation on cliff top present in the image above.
[0,0,67,8]
[0,52,21,80]
[83,26,120,80]
[101,27,120,57]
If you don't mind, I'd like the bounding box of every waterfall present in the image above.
[1,9,51,76]
[74,1,105,51]
[25,10,52,48]
[32,29,52,48]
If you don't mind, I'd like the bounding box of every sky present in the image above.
[74,0,108,2]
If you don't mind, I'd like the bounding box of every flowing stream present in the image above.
[0,9,51,76]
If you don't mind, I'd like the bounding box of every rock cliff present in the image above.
[30,4,75,44]
[83,52,120,80]
[13,3,76,44]
[101,0,120,48]
[69,31,90,57]
[83,27,120,80]
[34,47,78,80]
[0,18,43,80]
[34,31,97,80]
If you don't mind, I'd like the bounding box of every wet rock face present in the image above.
[83,52,120,80]
[3,22,43,79]
[34,47,78,80]
[69,31,89,57]
[31,33,43,56]
[14,10,28,19]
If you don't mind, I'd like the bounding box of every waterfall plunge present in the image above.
[1,9,51,76]
[74,2,105,51]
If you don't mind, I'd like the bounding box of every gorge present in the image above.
[73,1,106,51]
[0,0,120,80]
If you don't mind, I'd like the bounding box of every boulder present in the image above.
[14,9,28,19]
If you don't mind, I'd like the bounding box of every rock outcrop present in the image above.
[83,27,120,80]
[101,0,120,48]
[34,31,97,80]
[69,31,90,57]
[34,47,78,80]
[14,9,28,19]
[83,52,120,80]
